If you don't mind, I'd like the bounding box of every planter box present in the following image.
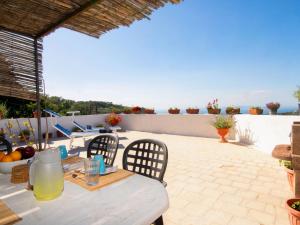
[286,198,300,225]
[207,108,221,114]
[186,109,199,114]
[168,109,180,114]
[249,108,263,115]
[144,109,155,114]
[226,108,240,115]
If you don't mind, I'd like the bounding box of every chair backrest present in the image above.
[87,135,119,166]
[122,139,168,182]
[73,121,87,132]
[54,124,72,138]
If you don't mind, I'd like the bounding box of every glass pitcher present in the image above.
[29,148,64,201]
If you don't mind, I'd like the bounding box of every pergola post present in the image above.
[34,38,42,150]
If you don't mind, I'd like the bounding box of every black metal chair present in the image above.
[0,136,12,154]
[122,139,168,225]
[87,134,119,166]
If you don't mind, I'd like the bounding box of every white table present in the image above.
[0,174,169,225]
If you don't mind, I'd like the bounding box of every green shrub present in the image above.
[213,116,235,129]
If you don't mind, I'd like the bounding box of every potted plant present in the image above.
[168,107,180,114]
[19,129,30,142]
[280,160,294,192]
[144,108,155,114]
[0,103,8,120]
[212,116,234,143]
[266,102,280,115]
[123,108,132,114]
[186,108,200,114]
[286,198,300,225]
[225,106,240,115]
[249,106,263,115]
[131,106,142,114]
[32,110,41,118]
[105,113,122,126]
[207,99,221,114]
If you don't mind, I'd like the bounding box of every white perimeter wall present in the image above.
[1,114,300,154]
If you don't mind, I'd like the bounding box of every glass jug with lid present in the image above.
[29,148,64,201]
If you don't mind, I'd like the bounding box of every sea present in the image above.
[155,106,299,115]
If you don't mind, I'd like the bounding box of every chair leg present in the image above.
[153,216,163,225]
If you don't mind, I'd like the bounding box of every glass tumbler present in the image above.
[84,159,100,186]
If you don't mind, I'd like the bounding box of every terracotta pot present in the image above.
[168,109,180,114]
[109,119,119,126]
[226,108,240,115]
[144,109,155,114]
[33,111,40,118]
[286,199,300,225]
[216,128,229,143]
[207,108,221,114]
[249,108,263,115]
[131,107,142,114]
[186,109,199,114]
[285,167,295,192]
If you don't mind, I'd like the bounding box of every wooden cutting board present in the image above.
[0,200,21,225]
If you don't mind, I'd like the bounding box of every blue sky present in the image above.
[44,0,300,109]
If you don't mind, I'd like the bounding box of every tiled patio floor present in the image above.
[52,131,291,225]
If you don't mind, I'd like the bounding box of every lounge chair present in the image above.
[54,123,99,149]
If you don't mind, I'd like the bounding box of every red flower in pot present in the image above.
[131,106,142,114]
[168,108,180,114]
[105,113,122,126]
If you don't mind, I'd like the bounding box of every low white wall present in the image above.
[234,115,300,154]
[1,114,299,155]
[119,114,223,138]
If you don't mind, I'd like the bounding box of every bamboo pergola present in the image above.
[0,0,181,149]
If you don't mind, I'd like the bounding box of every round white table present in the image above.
[0,173,169,225]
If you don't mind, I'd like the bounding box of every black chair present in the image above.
[122,139,168,225]
[87,134,119,166]
[0,136,12,154]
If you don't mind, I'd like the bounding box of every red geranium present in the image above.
[105,113,122,126]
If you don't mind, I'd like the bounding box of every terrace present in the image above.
[40,128,291,225]
[0,1,300,225]
[1,113,299,225]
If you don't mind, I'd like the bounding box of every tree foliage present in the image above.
[0,95,128,118]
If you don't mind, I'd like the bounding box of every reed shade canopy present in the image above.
[0,0,181,38]
[0,0,181,149]
[0,30,43,101]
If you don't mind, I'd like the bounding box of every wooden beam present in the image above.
[34,38,42,150]
[36,0,103,38]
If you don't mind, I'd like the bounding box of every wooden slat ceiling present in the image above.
[0,30,43,101]
[0,0,181,38]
